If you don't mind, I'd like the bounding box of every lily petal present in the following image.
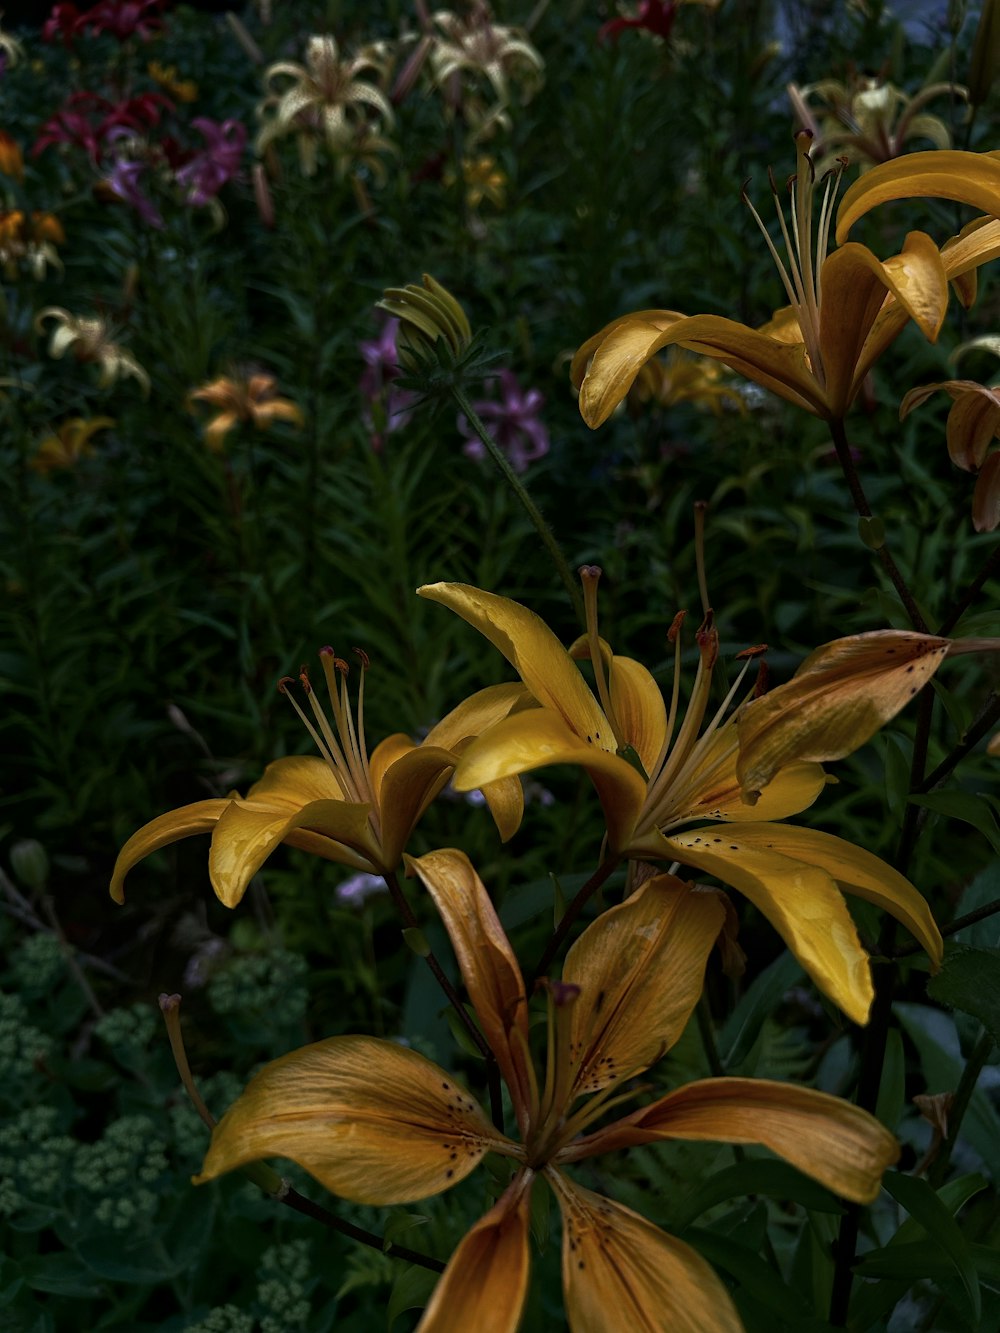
[610,655,668,777]
[576,311,823,427]
[548,1171,742,1333]
[451,707,647,853]
[195,1035,507,1204]
[416,1175,533,1333]
[719,823,941,966]
[110,798,230,904]
[563,874,725,1094]
[736,630,951,796]
[567,1077,899,1204]
[423,681,532,750]
[836,149,1000,244]
[376,744,458,868]
[666,828,873,1024]
[418,583,610,745]
[209,794,378,906]
[408,849,532,1127]
[973,451,1000,531]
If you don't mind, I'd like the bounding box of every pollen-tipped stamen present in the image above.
[277,675,351,797]
[643,614,719,816]
[579,565,627,750]
[527,980,582,1166]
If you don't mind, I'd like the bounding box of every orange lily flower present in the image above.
[187,370,303,451]
[900,377,1000,531]
[111,651,527,908]
[416,577,957,1023]
[573,133,1000,427]
[30,416,114,473]
[196,849,898,1332]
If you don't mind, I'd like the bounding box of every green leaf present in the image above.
[382,1211,430,1251]
[387,1263,438,1330]
[909,791,1000,855]
[720,951,805,1070]
[874,1028,906,1131]
[684,1227,819,1325]
[856,1238,1000,1285]
[883,732,911,818]
[672,1158,844,1230]
[21,1252,106,1298]
[927,946,1000,1047]
[882,1170,981,1325]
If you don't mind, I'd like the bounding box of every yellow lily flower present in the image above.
[147,61,198,103]
[30,416,115,474]
[418,577,950,1023]
[35,308,149,393]
[900,377,1000,531]
[111,653,528,909]
[572,132,1000,427]
[188,370,304,451]
[0,211,64,280]
[197,849,898,1332]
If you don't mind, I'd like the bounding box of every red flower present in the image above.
[599,0,677,42]
[42,0,165,44]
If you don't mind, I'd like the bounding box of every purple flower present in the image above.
[458,370,549,473]
[359,317,416,449]
[335,871,387,908]
[104,156,164,228]
[176,117,246,206]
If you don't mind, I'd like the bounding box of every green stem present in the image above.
[894,895,1000,960]
[531,856,621,983]
[451,385,584,625]
[928,1028,996,1188]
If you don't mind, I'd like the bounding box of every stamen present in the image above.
[643,613,718,814]
[305,659,362,800]
[648,611,686,780]
[693,501,711,616]
[277,674,345,786]
[579,565,625,749]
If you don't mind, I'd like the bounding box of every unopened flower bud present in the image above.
[10,838,49,891]
[378,274,472,372]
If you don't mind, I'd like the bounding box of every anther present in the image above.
[667,610,686,643]
[298,667,312,693]
[735,643,768,659]
[753,659,770,698]
[277,676,295,694]
[353,647,370,669]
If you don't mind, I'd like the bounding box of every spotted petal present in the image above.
[195,1035,508,1205]
[563,874,725,1094]
[548,1171,742,1333]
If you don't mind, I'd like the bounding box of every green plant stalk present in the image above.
[451,385,585,625]
[530,855,621,983]
[928,1028,996,1188]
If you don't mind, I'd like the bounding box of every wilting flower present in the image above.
[459,370,549,472]
[573,132,1000,427]
[110,651,528,908]
[788,73,967,174]
[0,211,65,279]
[197,849,899,1331]
[599,0,720,43]
[187,370,303,451]
[148,61,198,103]
[417,575,959,1022]
[360,317,416,447]
[35,307,149,392]
[428,3,543,138]
[175,118,246,205]
[258,34,394,158]
[900,377,1000,531]
[30,417,115,474]
[0,132,24,182]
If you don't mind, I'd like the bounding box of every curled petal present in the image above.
[972,451,1000,531]
[563,874,725,1093]
[549,1171,742,1333]
[609,654,667,777]
[408,849,532,1126]
[416,1174,533,1333]
[451,707,647,853]
[196,1035,506,1204]
[836,149,1000,244]
[736,630,951,796]
[667,828,874,1024]
[423,682,532,751]
[568,1077,899,1204]
[110,799,230,903]
[418,583,610,745]
[375,743,457,868]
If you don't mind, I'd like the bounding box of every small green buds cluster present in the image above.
[378,273,472,373]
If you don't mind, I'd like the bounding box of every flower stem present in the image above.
[928,1028,996,1188]
[828,417,929,633]
[530,856,621,983]
[451,384,585,625]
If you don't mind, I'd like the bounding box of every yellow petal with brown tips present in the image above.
[563,875,725,1094]
[736,630,951,796]
[569,1078,899,1204]
[196,1035,507,1204]
[549,1171,742,1333]
[836,149,1000,243]
[416,1177,533,1333]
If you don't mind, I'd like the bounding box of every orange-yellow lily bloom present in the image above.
[197,849,899,1333]
[111,652,526,908]
[417,578,952,1024]
[188,371,304,451]
[573,133,1000,427]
